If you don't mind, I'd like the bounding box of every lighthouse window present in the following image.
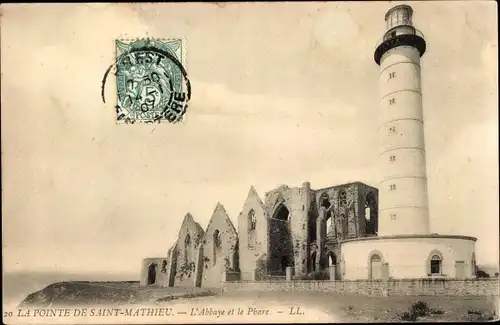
[389,155,396,162]
[389,72,396,79]
[389,184,396,191]
[389,126,396,133]
[390,213,396,220]
[389,98,396,105]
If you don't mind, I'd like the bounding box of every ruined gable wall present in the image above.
[265,183,313,277]
[202,204,239,288]
[238,188,268,280]
[173,215,205,287]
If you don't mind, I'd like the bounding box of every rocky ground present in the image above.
[18,282,499,322]
[206,291,499,322]
[18,281,217,307]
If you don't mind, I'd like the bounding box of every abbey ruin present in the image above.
[140,182,378,288]
[140,4,478,289]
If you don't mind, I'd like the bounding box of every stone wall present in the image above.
[201,203,239,288]
[222,278,499,296]
[341,235,477,280]
[264,184,313,277]
[237,187,268,281]
[171,213,205,287]
[140,257,169,286]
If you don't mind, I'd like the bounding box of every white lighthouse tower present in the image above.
[340,4,477,280]
[374,5,430,236]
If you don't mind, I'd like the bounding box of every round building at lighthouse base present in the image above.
[340,234,476,280]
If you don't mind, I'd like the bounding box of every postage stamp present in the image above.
[112,38,190,124]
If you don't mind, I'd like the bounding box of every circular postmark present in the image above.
[101,38,191,124]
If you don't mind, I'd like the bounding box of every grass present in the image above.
[19,281,218,307]
[336,294,499,322]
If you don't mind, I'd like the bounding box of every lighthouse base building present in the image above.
[341,235,476,280]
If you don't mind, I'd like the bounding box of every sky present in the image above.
[1,1,498,276]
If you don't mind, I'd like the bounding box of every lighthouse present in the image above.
[374,5,430,236]
[340,4,477,280]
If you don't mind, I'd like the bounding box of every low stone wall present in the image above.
[222,278,499,296]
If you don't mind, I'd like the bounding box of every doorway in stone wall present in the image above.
[369,254,382,280]
[328,252,340,280]
[147,263,157,285]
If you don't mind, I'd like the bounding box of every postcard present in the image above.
[1,1,498,324]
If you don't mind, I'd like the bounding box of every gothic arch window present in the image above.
[248,209,256,231]
[364,192,377,235]
[339,190,347,208]
[320,193,331,210]
[427,250,443,275]
[273,204,290,221]
[184,234,191,262]
[328,252,337,267]
[213,229,222,266]
[326,211,334,236]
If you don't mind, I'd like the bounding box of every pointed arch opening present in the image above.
[248,209,257,249]
[328,252,337,267]
[248,209,257,230]
[213,229,222,266]
[273,204,290,221]
[364,192,377,235]
[319,193,334,237]
[268,204,294,275]
[320,193,331,210]
[184,234,191,262]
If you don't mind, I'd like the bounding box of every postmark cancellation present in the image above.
[113,38,190,124]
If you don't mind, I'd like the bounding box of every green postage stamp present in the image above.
[113,38,190,124]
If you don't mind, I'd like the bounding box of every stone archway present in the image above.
[328,252,337,266]
[268,204,294,275]
[368,251,384,280]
